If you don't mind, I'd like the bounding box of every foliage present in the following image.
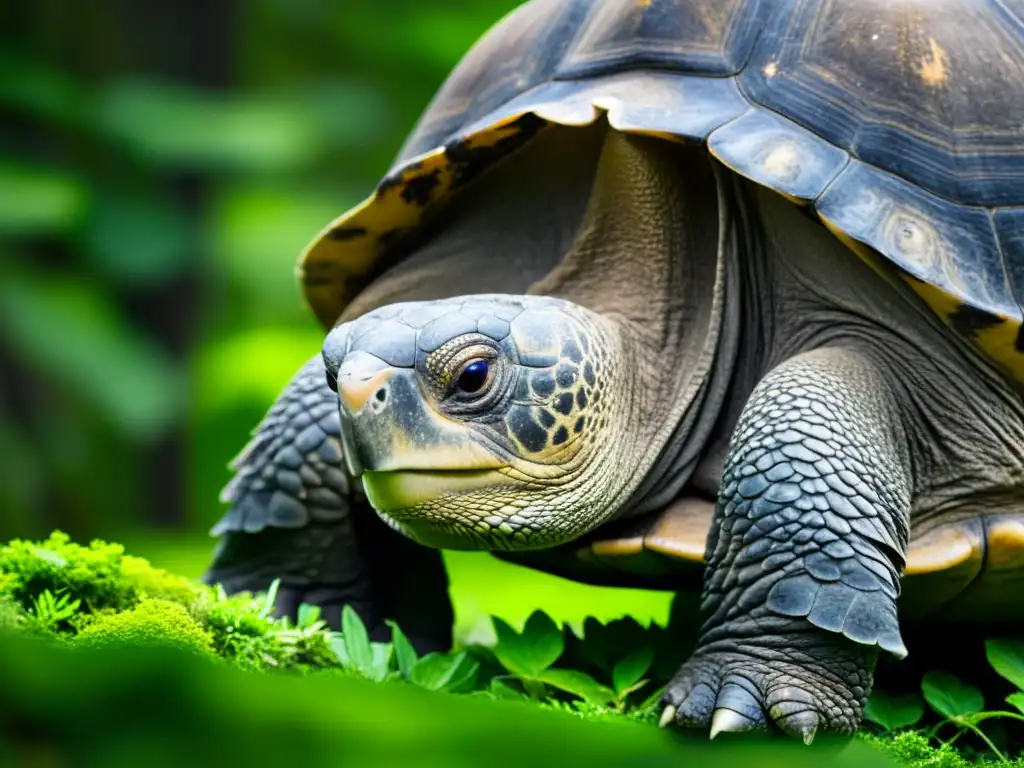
[7,530,1024,768]
[0,632,899,768]
[0,531,340,672]
[863,732,976,768]
[861,638,1024,765]
[0,531,193,614]
[865,690,927,733]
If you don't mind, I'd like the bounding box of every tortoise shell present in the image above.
[298,0,1024,615]
[302,0,1024,383]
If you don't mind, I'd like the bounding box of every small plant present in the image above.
[863,689,926,733]
[490,611,617,706]
[985,639,1024,717]
[329,605,394,682]
[321,605,672,710]
[388,619,480,692]
[864,638,1024,764]
[25,588,81,633]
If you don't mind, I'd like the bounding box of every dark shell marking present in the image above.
[301,0,1024,382]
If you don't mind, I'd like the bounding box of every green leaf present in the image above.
[863,690,925,731]
[1006,692,1024,715]
[410,651,478,692]
[341,605,373,675]
[612,646,654,696]
[258,580,281,620]
[0,163,88,236]
[443,653,482,694]
[488,677,526,700]
[986,639,1024,692]
[94,79,325,172]
[492,611,563,677]
[386,621,418,680]
[296,603,321,630]
[922,671,984,718]
[409,653,455,691]
[0,277,181,441]
[83,195,192,286]
[532,669,617,707]
[368,643,393,682]
[329,636,349,666]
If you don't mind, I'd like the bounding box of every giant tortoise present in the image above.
[204,0,1024,741]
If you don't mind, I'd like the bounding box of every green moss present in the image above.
[0,532,138,612]
[75,598,214,656]
[859,730,1024,768]
[122,553,202,605]
[0,594,23,632]
[0,531,342,673]
[0,531,204,616]
[189,589,275,667]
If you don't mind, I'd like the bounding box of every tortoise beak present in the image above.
[337,351,397,415]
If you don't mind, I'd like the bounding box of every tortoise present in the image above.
[204,0,1024,742]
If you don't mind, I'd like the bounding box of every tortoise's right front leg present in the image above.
[661,347,912,741]
[203,356,453,653]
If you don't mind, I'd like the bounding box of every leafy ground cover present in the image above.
[1,532,1021,766]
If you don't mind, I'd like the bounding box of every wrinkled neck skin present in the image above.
[525,131,744,526]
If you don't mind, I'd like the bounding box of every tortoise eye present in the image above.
[455,360,489,393]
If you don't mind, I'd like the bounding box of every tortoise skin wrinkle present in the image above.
[206,0,1024,744]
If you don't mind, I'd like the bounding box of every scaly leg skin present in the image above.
[661,348,912,742]
[203,355,453,653]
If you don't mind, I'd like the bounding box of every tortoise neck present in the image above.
[529,130,745,520]
[617,163,752,519]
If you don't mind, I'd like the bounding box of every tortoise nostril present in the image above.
[375,388,387,403]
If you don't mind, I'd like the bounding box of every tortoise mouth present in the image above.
[361,468,511,514]
[362,468,576,551]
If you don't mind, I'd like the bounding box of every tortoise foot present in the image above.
[658,627,874,742]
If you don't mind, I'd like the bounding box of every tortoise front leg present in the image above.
[661,347,912,741]
[203,355,453,653]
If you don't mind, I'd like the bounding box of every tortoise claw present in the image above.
[774,708,820,745]
[658,705,677,728]
[709,707,761,739]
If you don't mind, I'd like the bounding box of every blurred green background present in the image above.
[0,0,671,637]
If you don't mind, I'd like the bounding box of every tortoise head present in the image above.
[322,294,631,551]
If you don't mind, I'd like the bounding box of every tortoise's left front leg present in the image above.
[661,347,912,741]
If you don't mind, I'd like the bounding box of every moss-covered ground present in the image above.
[2,531,1021,766]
